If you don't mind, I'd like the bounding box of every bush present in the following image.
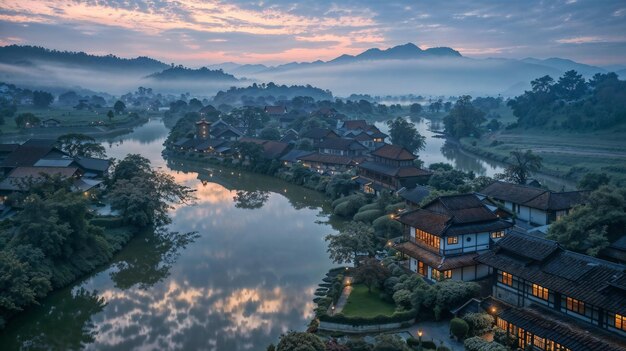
[334,196,367,217]
[384,201,405,213]
[450,318,469,340]
[318,309,417,326]
[372,215,403,238]
[392,289,413,310]
[463,336,507,351]
[353,209,383,223]
[493,327,517,349]
[358,203,382,212]
[463,312,494,336]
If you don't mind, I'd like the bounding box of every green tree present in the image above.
[276,331,325,351]
[15,113,40,128]
[113,100,126,114]
[495,150,542,184]
[555,70,586,100]
[32,91,54,108]
[57,133,107,158]
[227,107,269,136]
[409,103,422,115]
[577,172,611,191]
[547,185,625,256]
[373,334,411,351]
[325,221,375,265]
[450,318,469,340]
[386,117,426,152]
[259,127,281,140]
[443,95,486,138]
[354,257,390,292]
[107,110,114,122]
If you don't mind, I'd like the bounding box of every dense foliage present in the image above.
[147,65,238,82]
[495,150,543,184]
[386,117,426,152]
[57,133,107,158]
[443,95,486,138]
[508,71,626,130]
[325,221,375,265]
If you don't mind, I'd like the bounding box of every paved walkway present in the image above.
[330,277,353,314]
[400,321,463,351]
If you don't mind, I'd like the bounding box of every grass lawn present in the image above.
[341,284,396,318]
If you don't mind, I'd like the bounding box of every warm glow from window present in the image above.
[616,314,626,331]
[566,297,585,315]
[415,228,440,249]
[447,236,458,245]
[491,231,505,239]
[532,283,549,300]
[501,271,513,286]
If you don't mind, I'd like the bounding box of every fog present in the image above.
[0,56,581,99]
[248,57,565,97]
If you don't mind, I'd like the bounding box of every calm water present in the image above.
[0,119,341,350]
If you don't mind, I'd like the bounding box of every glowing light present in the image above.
[418,330,423,337]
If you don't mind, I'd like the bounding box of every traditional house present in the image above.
[237,137,291,160]
[41,118,61,127]
[280,149,313,168]
[356,144,431,193]
[480,181,587,226]
[318,138,367,157]
[0,139,68,176]
[280,129,299,144]
[395,194,513,282]
[397,185,430,209]
[300,128,340,145]
[297,153,361,175]
[339,119,368,132]
[476,233,626,351]
[0,166,81,194]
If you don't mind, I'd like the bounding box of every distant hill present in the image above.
[212,82,332,106]
[521,57,607,77]
[328,43,461,64]
[0,45,168,73]
[146,66,239,82]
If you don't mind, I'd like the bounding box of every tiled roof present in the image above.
[342,119,368,130]
[74,156,110,172]
[395,242,480,270]
[358,161,430,178]
[264,105,287,114]
[371,144,416,161]
[480,181,587,211]
[493,302,626,351]
[301,128,339,139]
[280,149,313,163]
[0,139,66,168]
[318,138,367,151]
[0,144,19,153]
[298,153,356,166]
[398,186,430,205]
[425,194,500,224]
[0,166,80,191]
[398,210,451,235]
[476,232,626,314]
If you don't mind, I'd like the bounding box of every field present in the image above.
[0,106,150,135]
[461,123,626,184]
[340,284,396,318]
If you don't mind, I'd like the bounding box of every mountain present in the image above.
[146,66,239,82]
[328,43,462,63]
[0,45,168,73]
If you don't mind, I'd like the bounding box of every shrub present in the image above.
[463,336,507,351]
[372,215,403,238]
[345,338,373,351]
[493,327,517,349]
[392,289,413,310]
[358,203,381,212]
[463,312,494,336]
[353,209,383,223]
[450,318,469,340]
[276,331,325,351]
[333,196,367,217]
[318,309,417,326]
[384,201,405,213]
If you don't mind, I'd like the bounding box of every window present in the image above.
[533,335,546,350]
[447,236,458,245]
[432,269,452,280]
[418,261,425,276]
[491,231,505,239]
[616,314,626,331]
[415,229,440,250]
[432,269,440,280]
[500,271,513,286]
[444,270,452,279]
[565,297,585,315]
[532,284,549,300]
[496,317,508,331]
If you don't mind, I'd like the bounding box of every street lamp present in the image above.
[331,305,335,315]
[418,330,423,351]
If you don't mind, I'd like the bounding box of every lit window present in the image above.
[532,284,549,300]
[447,236,458,245]
[565,297,585,315]
[533,335,545,350]
[496,317,508,330]
[491,231,505,239]
[418,261,425,276]
[501,271,513,286]
[415,229,440,249]
[444,270,452,279]
[617,314,626,331]
[432,269,440,280]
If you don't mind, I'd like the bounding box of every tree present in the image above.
[409,103,422,115]
[495,150,542,184]
[555,70,586,100]
[107,110,114,122]
[32,91,54,108]
[113,100,126,114]
[443,95,486,138]
[276,331,325,351]
[354,257,390,292]
[372,334,411,351]
[57,133,107,158]
[259,127,281,140]
[386,117,426,152]
[227,107,269,136]
[450,318,469,340]
[547,185,625,256]
[577,172,611,191]
[109,155,195,227]
[325,221,375,265]
[15,113,40,128]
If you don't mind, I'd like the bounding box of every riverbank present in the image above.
[454,127,626,187]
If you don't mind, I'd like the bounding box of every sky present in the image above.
[1,0,625,67]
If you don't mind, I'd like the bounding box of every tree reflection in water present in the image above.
[233,190,270,209]
[110,228,200,290]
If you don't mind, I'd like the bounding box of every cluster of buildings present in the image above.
[393,181,626,351]
[0,139,110,202]
[171,114,434,194]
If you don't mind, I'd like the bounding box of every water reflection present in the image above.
[233,190,271,209]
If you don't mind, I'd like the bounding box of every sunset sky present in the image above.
[1,0,625,66]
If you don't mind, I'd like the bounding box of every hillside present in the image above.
[146,66,239,82]
[212,83,333,106]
